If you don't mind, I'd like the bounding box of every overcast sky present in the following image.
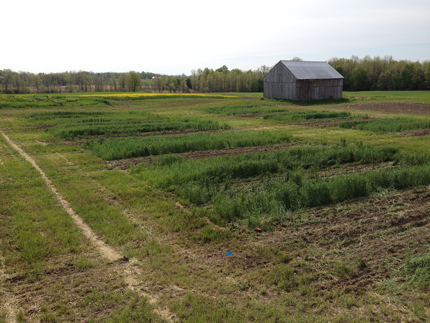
[1,0,429,75]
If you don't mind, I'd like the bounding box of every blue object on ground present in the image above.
[226,252,233,256]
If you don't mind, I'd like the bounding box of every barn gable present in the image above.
[263,60,344,101]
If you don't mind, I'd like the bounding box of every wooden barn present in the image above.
[263,60,344,101]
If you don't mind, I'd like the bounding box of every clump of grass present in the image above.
[339,117,430,132]
[401,251,430,288]
[85,130,291,160]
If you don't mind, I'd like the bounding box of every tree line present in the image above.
[0,70,155,94]
[329,55,430,91]
[1,56,429,94]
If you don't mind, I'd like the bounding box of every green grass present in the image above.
[202,103,287,115]
[0,136,86,274]
[401,251,430,288]
[84,130,292,160]
[132,142,399,191]
[262,110,352,122]
[3,92,430,322]
[343,91,430,103]
[48,118,231,139]
[0,94,113,109]
[339,118,430,132]
[207,163,430,226]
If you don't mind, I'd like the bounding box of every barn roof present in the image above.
[280,61,343,80]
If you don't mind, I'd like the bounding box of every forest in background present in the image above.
[1,55,429,94]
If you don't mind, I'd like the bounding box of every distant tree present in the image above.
[426,63,430,89]
[412,67,426,90]
[180,74,189,93]
[335,66,344,76]
[216,65,229,73]
[32,74,42,93]
[126,71,142,92]
[190,69,197,92]
[118,73,127,91]
[66,72,75,93]
[111,77,118,92]
[376,71,392,90]
[400,63,415,90]
[2,70,13,93]
[291,57,303,61]
[351,65,369,91]
[13,74,21,93]
[94,74,105,92]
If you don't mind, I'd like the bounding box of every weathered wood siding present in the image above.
[296,79,343,101]
[263,61,298,100]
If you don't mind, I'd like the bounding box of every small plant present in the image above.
[357,257,368,269]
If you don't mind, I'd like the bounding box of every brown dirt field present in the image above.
[345,102,430,114]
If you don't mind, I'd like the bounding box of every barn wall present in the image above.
[263,62,297,100]
[296,79,343,101]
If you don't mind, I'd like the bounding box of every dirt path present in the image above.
[0,130,176,322]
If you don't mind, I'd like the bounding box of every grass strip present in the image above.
[203,104,287,115]
[339,117,430,132]
[263,110,352,122]
[132,143,398,190]
[209,163,430,225]
[85,130,292,160]
[26,110,158,125]
[49,118,230,139]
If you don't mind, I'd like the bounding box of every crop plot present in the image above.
[84,130,292,160]
[1,92,430,322]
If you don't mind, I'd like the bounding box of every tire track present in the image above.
[0,130,175,322]
[0,251,18,323]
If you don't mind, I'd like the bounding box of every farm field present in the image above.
[1,91,430,322]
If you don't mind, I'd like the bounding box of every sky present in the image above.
[1,0,430,75]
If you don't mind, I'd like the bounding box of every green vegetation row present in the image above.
[132,143,398,189]
[263,111,352,122]
[209,163,430,225]
[0,94,112,108]
[203,104,286,115]
[49,119,230,139]
[85,131,292,160]
[339,117,430,132]
[27,110,158,125]
[131,142,430,226]
[94,94,234,100]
